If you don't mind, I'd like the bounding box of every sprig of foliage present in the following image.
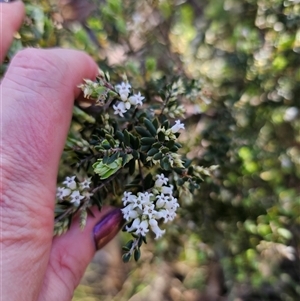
[55,73,216,261]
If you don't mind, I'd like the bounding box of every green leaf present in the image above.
[160,147,169,153]
[141,145,151,152]
[153,152,163,160]
[147,148,159,156]
[144,173,154,190]
[162,119,170,129]
[130,133,139,149]
[141,137,157,145]
[152,118,159,130]
[134,249,141,261]
[128,159,135,175]
[144,118,157,136]
[135,126,152,137]
[152,142,161,148]
[132,150,140,159]
[160,157,171,170]
[107,152,119,164]
[123,130,130,146]
[158,131,165,142]
[122,253,131,263]
[115,130,124,142]
[166,140,175,149]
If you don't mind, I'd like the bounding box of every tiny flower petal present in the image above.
[134,220,149,236]
[149,219,165,239]
[113,102,127,117]
[161,185,174,195]
[80,178,92,190]
[155,173,169,187]
[70,190,85,206]
[171,120,185,133]
[63,176,77,189]
[116,82,131,95]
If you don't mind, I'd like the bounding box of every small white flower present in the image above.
[164,197,180,212]
[129,92,144,106]
[155,173,169,187]
[113,102,127,117]
[126,217,141,232]
[70,190,84,206]
[156,194,169,208]
[80,178,91,190]
[171,120,185,133]
[63,176,77,190]
[136,192,152,206]
[149,219,165,239]
[143,204,157,219]
[56,187,71,200]
[161,185,174,195]
[132,196,144,211]
[121,204,139,221]
[116,82,131,95]
[120,91,129,102]
[122,191,135,205]
[134,220,149,236]
[162,210,176,223]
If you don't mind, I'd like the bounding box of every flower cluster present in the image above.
[113,82,144,117]
[121,173,179,239]
[56,176,92,207]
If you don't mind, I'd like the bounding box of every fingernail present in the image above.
[93,208,124,250]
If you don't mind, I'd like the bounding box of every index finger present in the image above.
[0,0,25,62]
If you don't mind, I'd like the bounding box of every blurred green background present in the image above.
[12,0,300,300]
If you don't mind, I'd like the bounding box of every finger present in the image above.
[1,48,98,300]
[0,0,25,62]
[39,207,124,301]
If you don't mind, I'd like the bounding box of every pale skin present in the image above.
[1,2,121,300]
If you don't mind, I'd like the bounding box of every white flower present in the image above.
[70,190,84,206]
[126,218,149,236]
[162,210,176,223]
[80,178,91,190]
[116,82,131,95]
[113,102,127,117]
[164,196,180,212]
[122,191,135,205]
[63,176,77,190]
[136,192,152,206]
[171,120,185,133]
[56,187,71,200]
[143,204,157,219]
[121,204,139,221]
[126,217,141,232]
[124,99,131,110]
[161,185,174,195]
[129,92,144,106]
[149,219,165,239]
[120,91,129,102]
[156,194,169,208]
[134,220,149,236]
[131,195,144,211]
[155,173,169,187]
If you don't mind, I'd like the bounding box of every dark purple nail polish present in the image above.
[0,0,19,3]
[93,208,124,250]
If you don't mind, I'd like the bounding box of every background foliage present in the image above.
[8,0,300,300]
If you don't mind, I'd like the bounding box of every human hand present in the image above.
[0,1,124,300]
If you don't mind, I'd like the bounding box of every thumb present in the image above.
[39,207,124,301]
